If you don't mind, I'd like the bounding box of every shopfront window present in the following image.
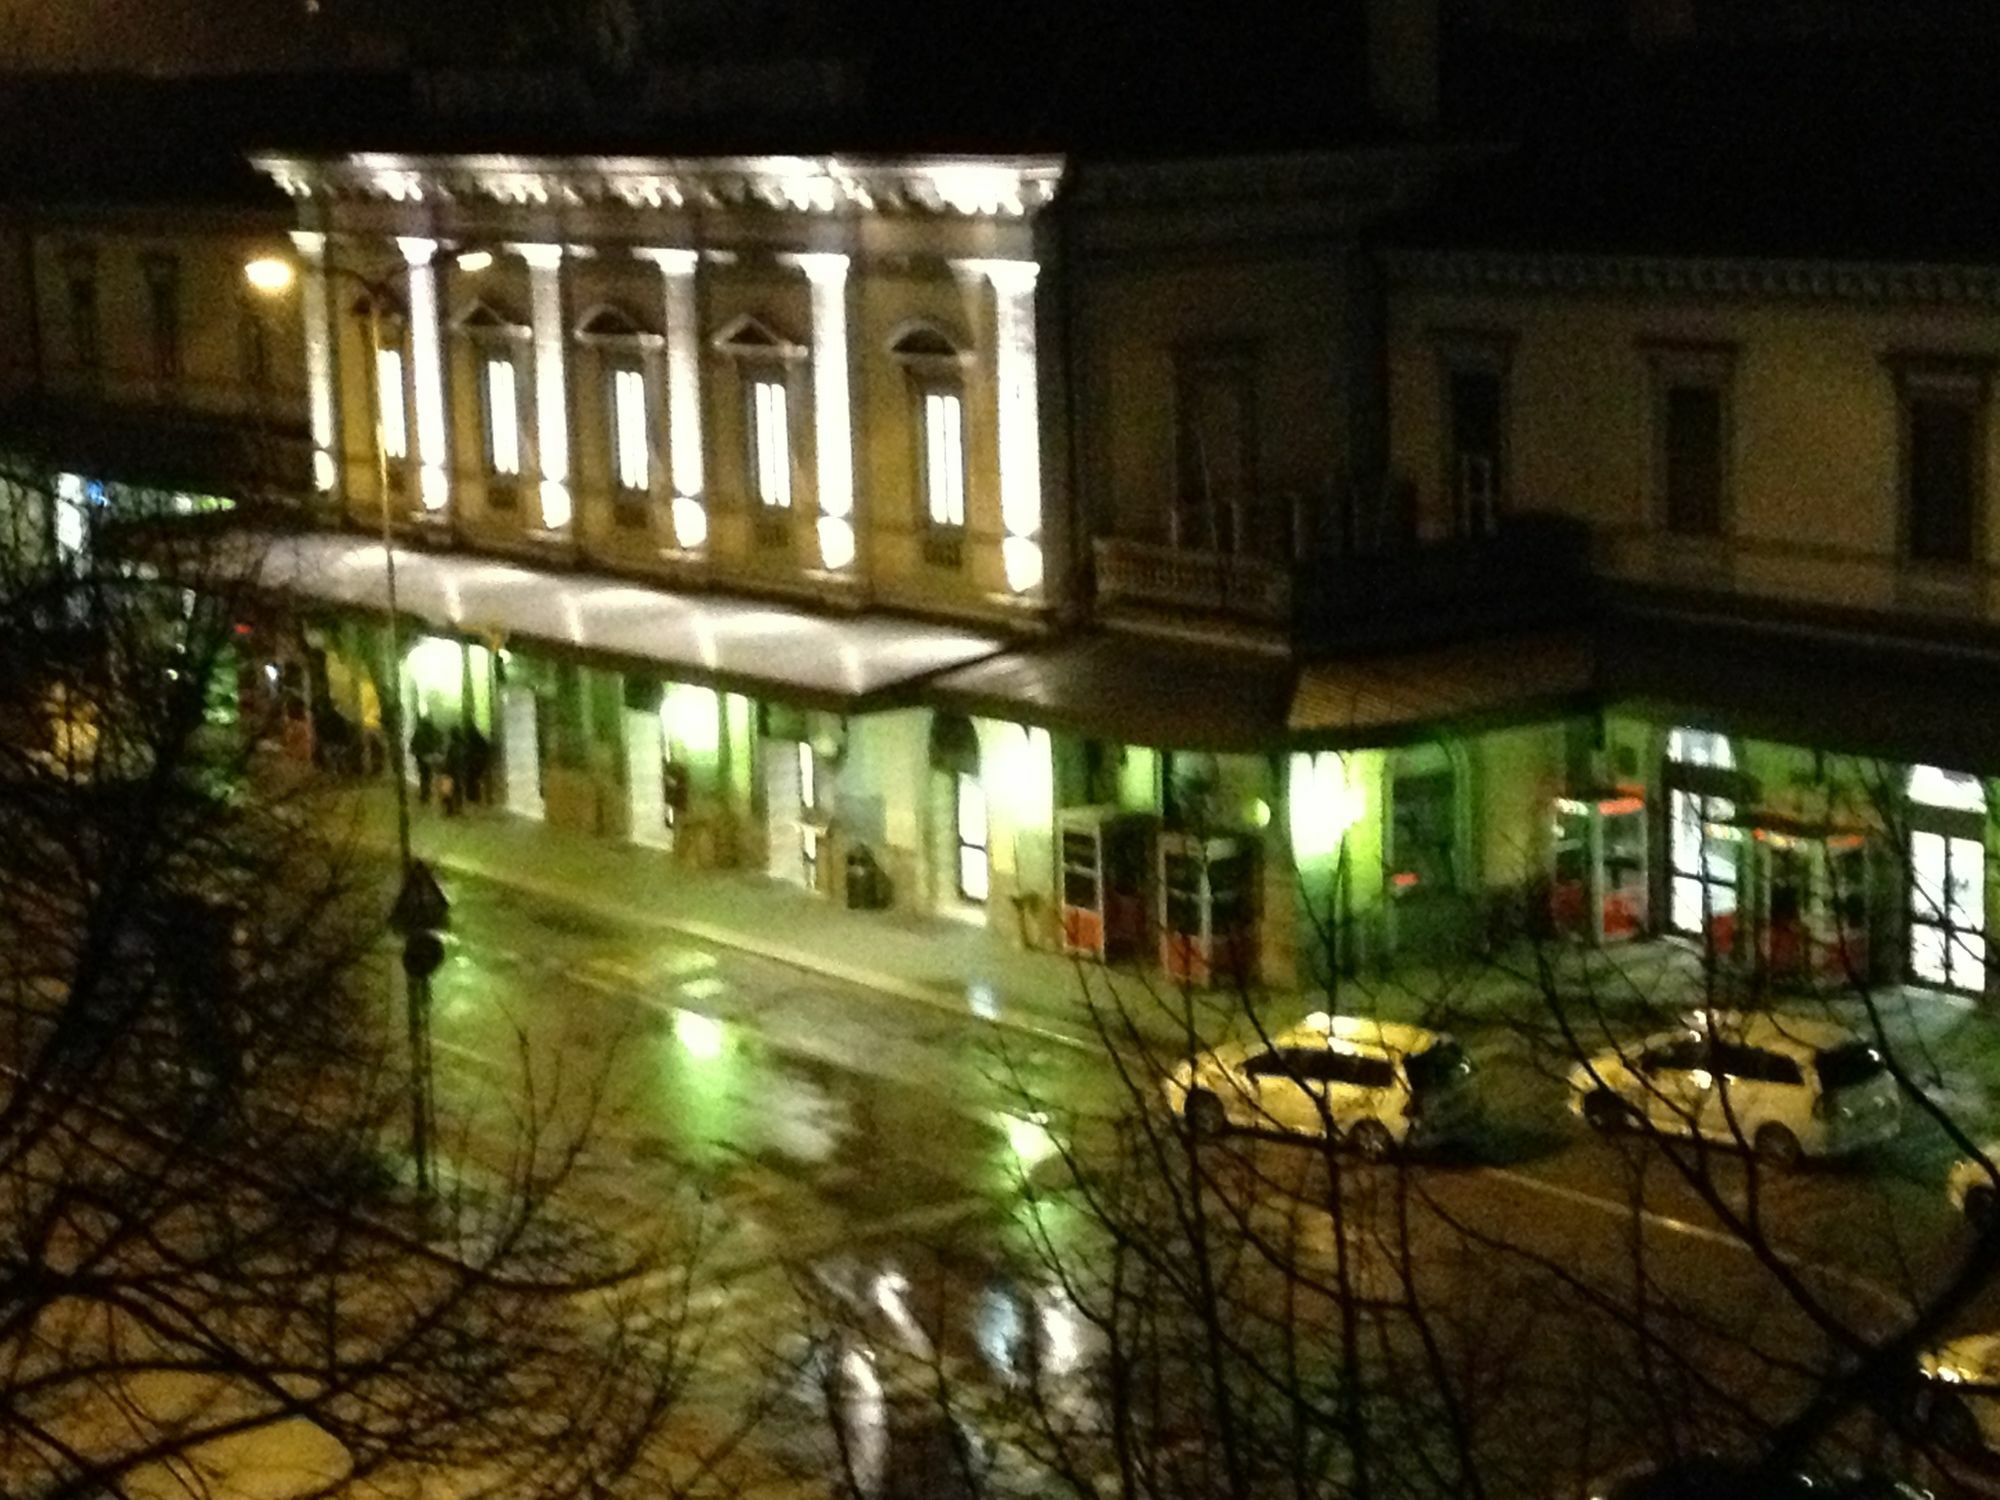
[1390,745,1456,896]
[1908,765,1987,993]
[957,773,990,903]
[1666,727,1738,942]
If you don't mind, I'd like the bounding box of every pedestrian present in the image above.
[463,722,491,807]
[442,724,467,817]
[410,712,442,805]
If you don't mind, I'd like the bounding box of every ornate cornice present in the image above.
[248,151,1065,220]
[1385,245,2000,306]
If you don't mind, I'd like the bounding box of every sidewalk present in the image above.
[318,783,1999,1116]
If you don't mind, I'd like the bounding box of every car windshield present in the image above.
[1405,1039,1470,1094]
[1815,1041,1886,1093]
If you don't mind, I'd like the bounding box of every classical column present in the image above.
[288,230,338,497]
[787,252,856,573]
[635,247,706,549]
[955,258,1043,594]
[395,236,450,515]
[511,242,572,532]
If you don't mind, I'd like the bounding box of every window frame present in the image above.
[955,770,990,904]
[1172,343,1260,554]
[375,342,410,464]
[478,351,524,487]
[919,381,968,530]
[607,360,652,501]
[1897,366,1987,568]
[1643,340,1737,539]
[63,249,100,379]
[142,251,182,385]
[575,304,665,530]
[747,371,794,513]
[1432,329,1515,540]
[712,313,807,544]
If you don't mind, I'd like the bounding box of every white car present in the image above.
[1947,1148,2000,1230]
[1569,1011,1900,1168]
[1163,1013,1480,1158]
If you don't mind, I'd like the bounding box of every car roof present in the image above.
[1274,1013,1447,1057]
[1681,1009,1862,1057]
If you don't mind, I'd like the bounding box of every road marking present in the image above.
[1476,1163,1912,1318]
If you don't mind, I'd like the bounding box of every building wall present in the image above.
[28,214,305,424]
[1387,273,2000,627]
[292,160,1059,626]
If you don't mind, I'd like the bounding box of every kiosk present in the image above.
[1159,832,1256,987]
[1745,817,1871,988]
[1058,806,1154,961]
[1547,790,1648,944]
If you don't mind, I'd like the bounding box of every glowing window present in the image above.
[750,376,790,509]
[376,346,408,460]
[1667,727,1733,769]
[1911,830,1986,991]
[923,388,966,528]
[612,366,649,493]
[483,356,520,476]
[1910,764,1987,813]
[957,773,990,903]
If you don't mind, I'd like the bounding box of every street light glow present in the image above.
[453,249,495,274]
[243,256,296,294]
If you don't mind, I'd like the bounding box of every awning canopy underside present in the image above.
[240,531,1006,709]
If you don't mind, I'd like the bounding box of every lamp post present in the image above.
[246,245,490,1194]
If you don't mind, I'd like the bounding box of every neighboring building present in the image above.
[1380,46,2000,998]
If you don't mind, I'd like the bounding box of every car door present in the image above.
[1239,1047,1335,1135]
[1635,1036,1714,1136]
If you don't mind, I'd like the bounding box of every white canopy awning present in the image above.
[240,531,1006,708]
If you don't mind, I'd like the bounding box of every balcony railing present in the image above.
[1094,514,1596,644]
[1092,536,1293,621]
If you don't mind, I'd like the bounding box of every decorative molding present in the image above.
[250,151,1065,221]
[1387,246,2000,308]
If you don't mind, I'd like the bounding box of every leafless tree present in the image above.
[0,463,751,1500]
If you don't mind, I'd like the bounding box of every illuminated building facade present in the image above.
[14,38,2000,1005]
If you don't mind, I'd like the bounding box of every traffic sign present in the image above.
[389,859,450,934]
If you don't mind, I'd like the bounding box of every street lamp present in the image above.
[245,243,491,1194]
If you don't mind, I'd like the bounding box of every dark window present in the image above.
[67,273,100,373]
[1662,384,1724,536]
[1334,1053,1399,1090]
[1714,1044,1802,1087]
[144,255,182,382]
[1907,394,1977,564]
[1174,352,1257,552]
[1641,1037,1705,1074]
[1405,1040,1472,1094]
[1815,1042,1886,1093]
[1448,368,1504,536]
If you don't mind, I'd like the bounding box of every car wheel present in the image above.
[1583,1091,1631,1133]
[1184,1092,1228,1140]
[1753,1123,1804,1171]
[1965,1184,1999,1234]
[1350,1120,1396,1162]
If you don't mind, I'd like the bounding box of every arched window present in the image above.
[1908,765,1988,992]
[453,301,530,489]
[1664,725,1739,942]
[889,322,971,543]
[713,315,805,522]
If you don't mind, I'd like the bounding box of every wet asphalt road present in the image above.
[403,865,1998,1495]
